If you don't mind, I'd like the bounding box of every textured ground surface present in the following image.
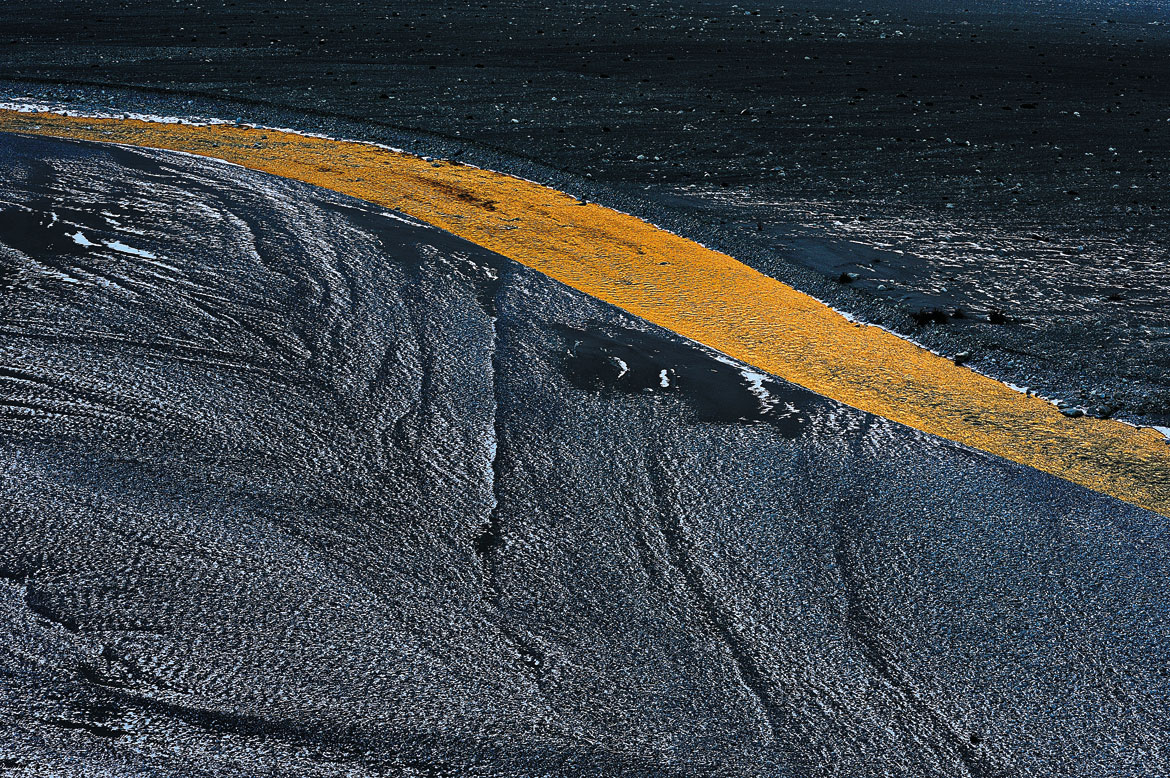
[1,133,1167,777]
[1,0,1168,424]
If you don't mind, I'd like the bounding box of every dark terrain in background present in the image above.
[1,0,1168,426]
[3,131,1168,778]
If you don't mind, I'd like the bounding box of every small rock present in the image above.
[953,351,971,365]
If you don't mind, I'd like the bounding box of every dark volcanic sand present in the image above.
[3,131,1169,778]
[1,0,1169,426]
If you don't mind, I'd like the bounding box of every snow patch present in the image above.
[711,353,776,413]
[105,240,158,259]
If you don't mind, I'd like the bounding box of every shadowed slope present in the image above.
[1,133,1168,777]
